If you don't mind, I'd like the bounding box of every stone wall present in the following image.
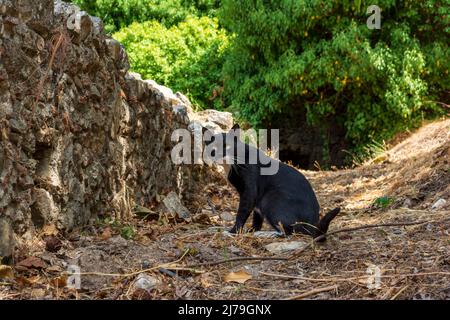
[0,0,228,257]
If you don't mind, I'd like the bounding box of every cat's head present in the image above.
[203,123,241,165]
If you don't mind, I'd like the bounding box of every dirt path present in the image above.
[1,120,449,300]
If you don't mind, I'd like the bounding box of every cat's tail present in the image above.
[314,207,340,241]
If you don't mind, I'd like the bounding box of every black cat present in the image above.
[203,124,340,239]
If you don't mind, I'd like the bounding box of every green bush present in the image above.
[114,16,228,109]
[220,0,449,155]
[71,0,220,33]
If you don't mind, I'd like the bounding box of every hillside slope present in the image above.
[307,118,449,213]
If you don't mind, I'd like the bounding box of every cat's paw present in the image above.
[248,226,262,233]
[229,225,244,234]
[222,230,235,238]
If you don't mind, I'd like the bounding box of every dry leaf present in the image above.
[99,227,112,240]
[224,270,252,284]
[17,256,46,269]
[42,224,58,236]
[45,236,62,252]
[47,265,63,273]
[200,273,214,288]
[211,195,221,206]
[51,275,68,288]
[16,275,41,286]
[0,265,14,279]
[193,212,212,224]
[30,288,46,298]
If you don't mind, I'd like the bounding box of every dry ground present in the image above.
[1,119,449,300]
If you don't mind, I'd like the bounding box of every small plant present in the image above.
[222,247,229,260]
[120,225,136,240]
[373,196,395,209]
[234,284,245,294]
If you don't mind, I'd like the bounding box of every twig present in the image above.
[390,285,409,300]
[260,271,450,284]
[158,268,178,278]
[292,217,450,257]
[0,282,13,286]
[207,198,218,215]
[76,248,191,278]
[380,287,396,300]
[259,271,341,283]
[245,286,303,293]
[424,100,450,109]
[34,31,65,109]
[260,271,335,282]
[178,217,450,269]
[183,256,289,268]
[285,285,338,300]
[318,219,435,242]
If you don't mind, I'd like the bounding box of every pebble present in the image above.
[264,241,306,254]
[133,273,158,293]
[431,198,446,210]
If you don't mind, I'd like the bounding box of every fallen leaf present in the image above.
[51,275,67,288]
[99,227,112,240]
[211,195,221,206]
[17,256,46,269]
[0,265,14,279]
[192,212,212,224]
[16,275,41,286]
[47,265,63,273]
[30,288,46,298]
[45,236,62,252]
[132,205,160,220]
[224,270,252,284]
[42,224,58,236]
[200,273,214,288]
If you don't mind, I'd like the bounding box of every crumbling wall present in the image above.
[0,0,225,257]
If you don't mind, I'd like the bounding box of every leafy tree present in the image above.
[70,0,220,33]
[220,0,449,156]
[114,16,228,109]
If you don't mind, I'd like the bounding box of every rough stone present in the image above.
[31,188,59,227]
[219,211,234,222]
[190,109,233,131]
[162,191,190,220]
[264,241,306,254]
[133,273,159,293]
[0,1,221,253]
[0,218,13,257]
[431,198,447,211]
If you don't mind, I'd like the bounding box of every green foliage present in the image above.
[220,0,449,154]
[70,0,220,33]
[349,139,388,165]
[114,16,228,109]
[120,225,136,239]
[373,196,395,209]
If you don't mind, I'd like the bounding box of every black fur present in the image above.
[204,124,340,239]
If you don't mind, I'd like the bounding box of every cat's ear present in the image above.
[231,123,240,130]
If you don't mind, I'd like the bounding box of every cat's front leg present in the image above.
[250,210,264,231]
[230,195,255,233]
